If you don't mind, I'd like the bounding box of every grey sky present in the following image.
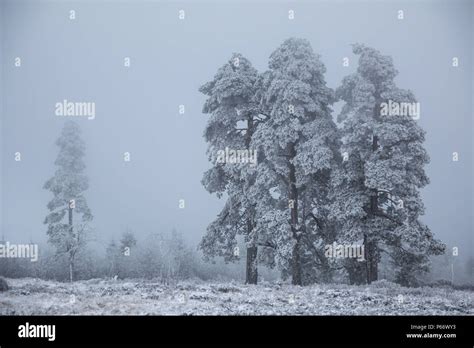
[1,0,472,264]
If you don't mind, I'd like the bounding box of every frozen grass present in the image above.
[0,277,472,315]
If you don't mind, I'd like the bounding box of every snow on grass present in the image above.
[0,277,472,315]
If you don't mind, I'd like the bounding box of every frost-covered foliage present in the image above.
[43,121,93,282]
[0,231,254,283]
[331,44,445,285]
[1,277,472,315]
[252,38,340,285]
[199,39,342,286]
[0,242,102,281]
[105,230,138,279]
[199,40,445,287]
[103,229,200,282]
[199,53,263,284]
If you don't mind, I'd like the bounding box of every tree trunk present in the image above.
[368,241,378,282]
[364,235,378,284]
[68,204,73,225]
[244,115,259,285]
[288,143,302,286]
[291,242,302,285]
[365,134,379,284]
[245,246,258,284]
[69,258,74,283]
[68,204,74,282]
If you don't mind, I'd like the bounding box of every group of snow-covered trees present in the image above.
[38,38,445,286]
[199,38,445,286]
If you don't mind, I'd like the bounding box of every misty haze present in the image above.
[0,0,472,316]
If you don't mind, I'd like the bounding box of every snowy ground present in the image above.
[0,277,472,315]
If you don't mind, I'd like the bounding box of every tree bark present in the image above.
[288,143,302,286]
[365,134,379,284]
[291,242,302,285]
[364,235,378,284]
[244,115,259,285]
[69,257,74,283]
[245,246,258,284]
[68,204,74,282]
[68,204,73,226]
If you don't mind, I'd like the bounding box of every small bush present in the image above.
[0,277,9,291]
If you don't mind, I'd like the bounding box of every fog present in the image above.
[1,0,472,268]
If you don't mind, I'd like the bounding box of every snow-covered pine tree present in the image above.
[43,121,92,282]
[199,53,262,284]
[253,38,339,285]
[332,44,445,285]
[106,238,120,277]
[120,229,137,255]
[116,229,137,278]
[167,229,189,279]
